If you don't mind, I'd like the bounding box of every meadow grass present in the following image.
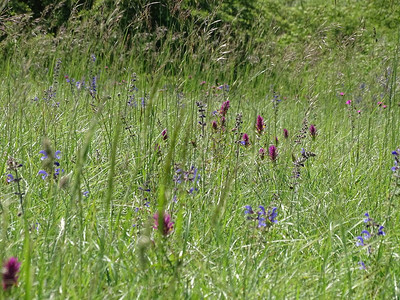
[1,16,400,299]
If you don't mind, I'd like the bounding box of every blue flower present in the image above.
[6,174,14,183]
[83,191,89,197]
[364,213,371,223]
[378,226,385,236]
[358,261,366,270]
[268,207,278,224]
[258,205,266,215]
[39,150,48,160]
[55,150,61,159]
[258,217,266,227]
[244,205,254,214]
[38,170,48,180]
[361,230,371,240]
[356,236,364,246]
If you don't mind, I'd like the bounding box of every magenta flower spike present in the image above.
[153,212,174,236]
[161,129,168,140]
[283,128,288,139]
[241,133,250,146]
[256,115,264,134]
[269,145,277,162]
[220,100,230,116]
[259,148,265,160]
[2,257,21,290]
[309,124,317,139]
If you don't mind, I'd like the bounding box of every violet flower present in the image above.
[153,212,174,236]
[256,115,264,134]
[2,257,21,290]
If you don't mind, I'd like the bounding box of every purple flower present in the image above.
[55,150,61,159]
[153,212,174,236]
[256,115,264,134]
[220,100,230,116]
[83,191,89,197]
[309,124,317,139]
[258,217,266,227]
[38,170,48,180]
[283,128,289,139]
[244,205,254,214]
[212,121,218,130]
[361,230,371,240]
[2,257,21,290]
[161,129,168,140]
[241,133,250,146]
[268,207,278,224]
[358,261,366,270]
[356,236,365,246]
[39,150,48,160]
[259,148,266,160]
[364,213,372,223]
[269,145,277,162]
[378,226,385,236]
[6,174,14,183]
[258,205,266,215]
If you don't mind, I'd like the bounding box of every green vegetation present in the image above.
[1,0,400,298]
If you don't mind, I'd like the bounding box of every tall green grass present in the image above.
[1,4,400,299]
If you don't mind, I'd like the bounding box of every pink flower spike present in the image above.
[357,110,361,114]
[269,145,278,162]
[346,100,352,105]
[255,115,264,134]
[383,105,387,109]
[340,92,345,96]
[2,257,21,290]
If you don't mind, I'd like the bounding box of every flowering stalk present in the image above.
[2,257,21,290]
[256,115,264,134]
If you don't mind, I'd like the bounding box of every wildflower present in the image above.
[356,236,365,246]
[378,226,385,236]
[2,257,21,290]
[357,110,361,114]
[364,213,372,223]
[153,212,174,236]
[309,124,317,139]
[361,230,371,240]
[268,207,278,224]
[258,205,266,215]
[83,191,89,197]
[255,115,264,134]
[6,174,14,183]
[339,92,345,96]
[211,121,218,130]
[38,170,48,180]
[55,150,61,159]
[259,148,265,160]
[241,133,250,146]
[346,100,352,105]
[377,101,383,106]
[220,100,230,116]
[358,261,366,270]
[244,205,254,214]
[161,129,168,140]
[269,145,277,162]
[39,150,48,160]
[283,128,289,139]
